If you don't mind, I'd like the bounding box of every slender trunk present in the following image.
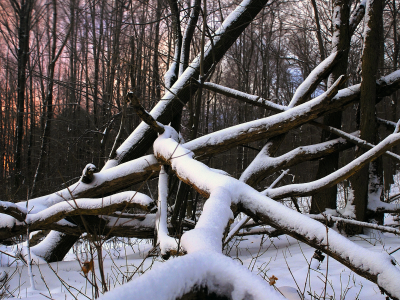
[14,0,35,190]
[310,0,326,61]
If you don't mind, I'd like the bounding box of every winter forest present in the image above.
[1,0,400,299]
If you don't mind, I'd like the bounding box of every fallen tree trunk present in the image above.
[102,0,272,169]
[14,70,400,210]
[0,191,155,241]
[151,124,400,299]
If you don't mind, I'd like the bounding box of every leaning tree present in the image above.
[2,0,400,299]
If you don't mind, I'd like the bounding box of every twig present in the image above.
[127,91,164,134]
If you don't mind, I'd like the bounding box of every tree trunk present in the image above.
[311,0,350,214]
[14,0,35,191]
[349,0,383,232]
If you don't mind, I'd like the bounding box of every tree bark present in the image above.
[311,0,350,214]
[13,0,35,190]
[349,0,383,232]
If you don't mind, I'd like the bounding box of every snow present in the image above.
[2,229,400,299]
[100,251,284,300]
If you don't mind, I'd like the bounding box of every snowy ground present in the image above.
[1,221,399,300]
[2,176,400,300]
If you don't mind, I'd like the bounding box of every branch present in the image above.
[240,134,353,186]
[179,0,201,76]
[128,92,165,134]
[377,117,398,131]
[16,70,400,214]
[236,226,284,237]
[311,120,400,163]
[288,52,342,108]
[235,213,400,237]
[264,123,400,199]
[226,170,289,244]
[156,166,178,255]
[201,81,287,112]
[165,0,182,89]
[349,0,367,35]
[0,191,156,241]
[0,200,27,222]
[310,214,400,235]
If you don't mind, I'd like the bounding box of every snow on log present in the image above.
[151,125,400,299]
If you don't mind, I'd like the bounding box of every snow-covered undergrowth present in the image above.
[1,227,399,300]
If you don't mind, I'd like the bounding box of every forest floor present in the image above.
[1,220,399,300]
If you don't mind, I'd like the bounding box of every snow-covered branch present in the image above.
[288,52,342,108]
[201,81,287,112]
[0,191,155,241]
[264,124,400,199]
[0,200,27,222]
[310,214,400,235]
[311,121,400,162]
[240,135,352,186]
